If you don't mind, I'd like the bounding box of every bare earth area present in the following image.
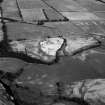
[0,0,105,105]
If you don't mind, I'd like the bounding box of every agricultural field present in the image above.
[0,0,105,105]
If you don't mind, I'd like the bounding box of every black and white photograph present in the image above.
[0,0,105,105]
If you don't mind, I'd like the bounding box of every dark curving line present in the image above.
[0,5,11,54]
[0,17,65,29]
[1,68,24,83]
[42,9,49,20]
[40,0,69,21]
[96,0,105,4]
[0,51,59,65]
[0,16,19,22]
[0,79,19,105]
[16,0,23,21]
[71,41,101,56]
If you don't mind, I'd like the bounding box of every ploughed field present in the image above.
[0,0,105,105]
